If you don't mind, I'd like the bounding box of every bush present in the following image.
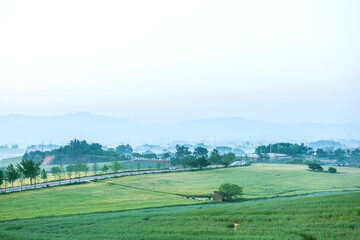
[328,167,337,173]
[308,162,323,171]
[226,223,235,228]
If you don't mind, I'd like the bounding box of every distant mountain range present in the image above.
[0,112,359,147]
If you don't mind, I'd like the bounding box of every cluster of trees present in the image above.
[170,145,238,169]
[0,159,41,189]
[255,143,311,157]
[23,140,135,165]
[116,144,133,155]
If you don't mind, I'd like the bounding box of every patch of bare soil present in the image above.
[42,156,55,165]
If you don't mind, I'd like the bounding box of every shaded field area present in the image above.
[110,163,360,198]
[0,192,359,239]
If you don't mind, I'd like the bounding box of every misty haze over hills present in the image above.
[0,112,359,147]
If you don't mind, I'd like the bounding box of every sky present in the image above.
[0,0,359,125]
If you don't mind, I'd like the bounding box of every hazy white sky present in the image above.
[0,0,359,124]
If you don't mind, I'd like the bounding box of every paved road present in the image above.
[0,168,183,193]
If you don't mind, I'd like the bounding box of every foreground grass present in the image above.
[0,192,359,239]
[111,163,360,198]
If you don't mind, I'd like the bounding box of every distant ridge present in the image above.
[0,113,359,146]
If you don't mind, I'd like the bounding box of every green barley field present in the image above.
[0,192,359,239]
[0,164,359,239]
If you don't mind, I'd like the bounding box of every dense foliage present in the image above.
[23,139,124,164]
[255,143,311,157]
[308,162,323,171]
[218,183,243,201]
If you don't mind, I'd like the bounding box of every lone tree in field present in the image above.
[308,162,323,171]
[17,159,41,185]
[5,164,20,188]
[328,167,337,173]
[218,183,243,201]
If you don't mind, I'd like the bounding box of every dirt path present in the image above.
[42,156,55,165]
[233,223,239,230]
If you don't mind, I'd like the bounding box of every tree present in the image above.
[197,157,209,169]
[5,164,20,188]
[175,145,191,159]
[308,162,323,171]
[156,162,161,170]
[93,162,99,175]
[218,183,243,201]
[209,149,221,165]
[180,157,188,169]
[18,172,25,190]
[193,147,208,158]
[59,164,65,179]
[188,156,198,169]
[328,167,337,173]
[17,159,41,185]
[132,152,142,159]
[102,164,109,174]
[74,163,82,178]
[51,166,61,180]
[316,149,328,158]
[221,153,236,167]
[162,152,171,160]
[83,165,90,176]
[66,164,74,179]
[0,170,3,189]
[41,169,48,182]
[116,144,133,155]
[110,161,121,173]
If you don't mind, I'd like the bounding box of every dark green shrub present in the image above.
[226,223,235,228]
[308,162,323,171]
[328,167,337,173]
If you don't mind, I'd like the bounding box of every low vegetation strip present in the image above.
[0,192,358,239]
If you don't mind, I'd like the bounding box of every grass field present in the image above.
[0,191,359,239]
[111,163,360,198]
[1,164,359,222]
[0,180,198,221]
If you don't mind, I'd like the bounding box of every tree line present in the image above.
[169,145,243,169]
[23,140,135,165]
